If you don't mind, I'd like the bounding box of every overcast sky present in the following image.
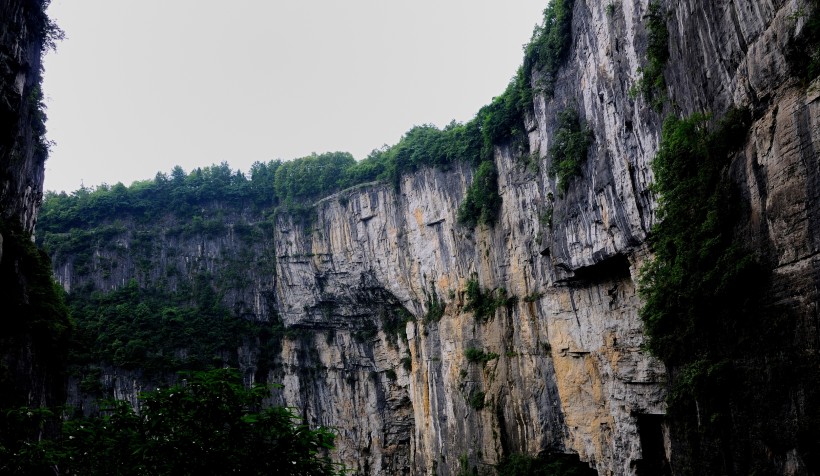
[42,1,546,193]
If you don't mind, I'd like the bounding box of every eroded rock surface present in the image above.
[262,0,819,473]
[47,0,820,474]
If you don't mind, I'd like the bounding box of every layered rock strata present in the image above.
[47,0,820,474]
[264,0,820,473]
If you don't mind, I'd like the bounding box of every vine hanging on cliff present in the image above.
[457,161,502,228]
[630,0,669,111]
[636,108,799,472]
[639,108,755,363]
[548,107,593,193]
[786,0,820,81]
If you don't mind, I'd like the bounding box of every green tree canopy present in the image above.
[2,369,342,475]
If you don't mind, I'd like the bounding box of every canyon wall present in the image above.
[45,0,820,474]
[0,0,69,414]
[1,0,48,232]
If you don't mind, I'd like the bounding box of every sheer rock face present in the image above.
[272,157,665,475]
[0,0,61,410]
[46,0,820,474]
[0,0,47,233]
[267,0,818,474]
[51,209,278,322]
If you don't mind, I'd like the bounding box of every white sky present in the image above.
[42,1,546,193]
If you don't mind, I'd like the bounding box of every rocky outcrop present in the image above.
[0,0,69,415]
[50,208,277,321]
[45,0,820,474]
[0,0,49,233]
[264,0,819,473]
[270,151,666,474]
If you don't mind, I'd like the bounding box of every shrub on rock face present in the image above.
[548,108,592,193]
[464,347,499,364]
[630,0,669,110]
[463,276,511,321]
[639,110,755,364]
[457,161,502,228]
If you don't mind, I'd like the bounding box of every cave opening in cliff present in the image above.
[634,413,671,476]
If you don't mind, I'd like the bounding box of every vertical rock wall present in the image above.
[42,0,820,474]
[1,0,48,232]
[269,0,819,474]
[0,0,68,413]
[272,157,665,475]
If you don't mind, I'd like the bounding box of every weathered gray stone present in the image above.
[48,0,820,474]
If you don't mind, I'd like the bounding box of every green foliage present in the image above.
[639,109,757,364]
[523,291,545,303]
[1,1,63,167]
[456,453,477,476]
[0,220,72,411]
[274,152,356,206]
[467,391,486,410]
[606,2,618,16]
[640,108,820,473]
[381,306,415,347]
[36,1,578,232]
[9,369,341,475]
[457,161,502,227]
[637,109,784,470]
[464,348,500,364]
[463,276,512,322]
[787,0,820,81]
[477,0,574,149]
[401,356,413,371]
[0,406,64,475]
[26,85,52,155]
[548,108,592,193]
[352,321,378,343]
[0,220,71,348]
[539,207,553,227]
[520,151,542,174]
[496,453,597,476]
[478,71,532,152]
[66,278,268,376]
[39,162,272,232]
[808,1,820,80]
[284,121,482,193]
[26,0,65,53]
[424,288,446,322]
[379,121,484,188]
[451,0,576,222]
[631,1,669,110]
[78,366,104,395]
[523,0,575,98]
[35,1,578,233]
[39,123,484,229]
[38,176,282,381]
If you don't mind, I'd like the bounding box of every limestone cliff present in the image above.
[0,0,69,415]
[43,0,820,475]
[264,0,819,472]
[270,164,665,475]
[1,0,50,232]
